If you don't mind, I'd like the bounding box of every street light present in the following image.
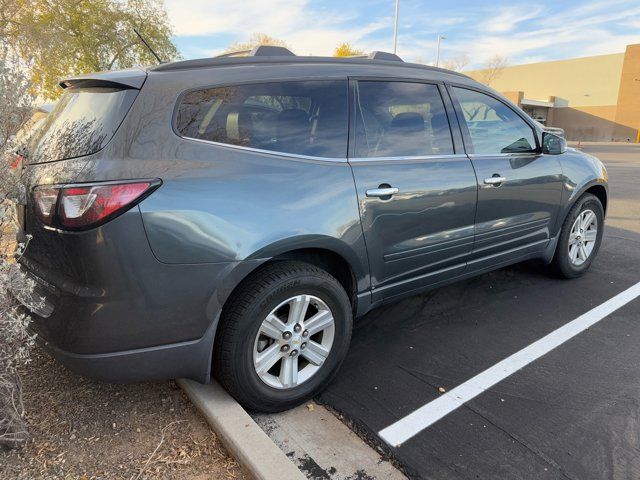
[393,0,400,54]
[435,34,446,67]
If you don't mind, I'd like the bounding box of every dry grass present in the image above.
[0,348,248,480]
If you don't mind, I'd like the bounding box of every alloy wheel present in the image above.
[568,209,598,266]
[253,294,335,389]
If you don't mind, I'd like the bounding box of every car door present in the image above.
[448,86,564,270]
[348,80,478,302]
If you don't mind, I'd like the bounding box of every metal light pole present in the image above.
[435,34,446,67]
[393,0,400,54]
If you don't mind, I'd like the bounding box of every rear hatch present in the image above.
[17,69,147,270]
[25,69,146,165]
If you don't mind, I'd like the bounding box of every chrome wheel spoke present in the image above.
[579,243,588,261]
[581,211,595,230]
[260,313,286,339]
[304,309,334,336]
[288,295,311,324]
[279,356,298,388]
[255,343,282,376]
[570,244,579,262]
[584,229,597,242]
[301,340,330,366]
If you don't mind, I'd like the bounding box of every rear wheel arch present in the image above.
[217,248,358,328]
[267,248,357,307]
[214,248,358,348]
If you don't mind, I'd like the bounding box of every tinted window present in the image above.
[27,87,138,163]
[354,81,453,158]
[453,87,537,154]
[176,80,348,158]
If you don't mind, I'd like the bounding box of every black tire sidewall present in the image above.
[225,267,352,411]
[555,194,604,278]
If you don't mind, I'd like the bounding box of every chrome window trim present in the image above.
[348,153,468,163]
[178,135,349,163]
[467,152,540,159]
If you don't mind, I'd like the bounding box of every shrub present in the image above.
[0,45,38,450]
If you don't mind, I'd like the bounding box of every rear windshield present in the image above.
[26,87,138,164]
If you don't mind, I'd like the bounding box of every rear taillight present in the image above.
[33,180,160,230]
[34,187,59,225]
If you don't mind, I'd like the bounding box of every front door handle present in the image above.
[366,187,399,198]
[484,175,507,186]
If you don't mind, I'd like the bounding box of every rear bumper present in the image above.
[17,208,265,383]
[31,318,216,383]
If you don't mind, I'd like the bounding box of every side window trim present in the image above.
[347,77,459,161]
[446,83,541,156]
[438,83,465,154]
[445,83,474,154]
[172,78,350,162]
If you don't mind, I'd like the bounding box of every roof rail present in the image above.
[368,51,404,62]
[251,45,295,57]
[215,49,251,58]
[216,45,296,58]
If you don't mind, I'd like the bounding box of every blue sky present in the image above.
[165,0,640,68]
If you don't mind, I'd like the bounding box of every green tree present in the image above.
[225,33,291,54]
[6,0,180,98]
[333,42,364,57]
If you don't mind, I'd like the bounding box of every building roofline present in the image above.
[467,49,630,74]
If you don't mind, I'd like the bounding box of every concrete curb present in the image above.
[178,379,306,480]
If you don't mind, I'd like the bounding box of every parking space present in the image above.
[317,144,640,479]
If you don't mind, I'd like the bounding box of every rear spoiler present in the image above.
[59,67,147,90]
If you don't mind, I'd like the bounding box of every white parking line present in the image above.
[378,280,640,447]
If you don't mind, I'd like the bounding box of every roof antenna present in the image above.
[133,28,163,64]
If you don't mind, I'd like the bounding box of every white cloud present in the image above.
[165,0,389,56]
[166,0,640,64]
[482,7,544,34]
[426,0,640,67]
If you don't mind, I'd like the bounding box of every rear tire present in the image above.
[550,193,604,278]
[213,261,352,412]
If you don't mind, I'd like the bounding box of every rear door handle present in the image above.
[366,187,399,198]
[484,176,507,186]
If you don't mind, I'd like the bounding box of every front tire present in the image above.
[213,261,353,412]
[550,193,604,278]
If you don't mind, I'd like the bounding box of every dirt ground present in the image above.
[0,347,248,480]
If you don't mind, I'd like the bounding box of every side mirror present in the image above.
[542,132,566,155]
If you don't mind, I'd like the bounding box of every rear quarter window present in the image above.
[27,87,138,164]
[175,80,348,158]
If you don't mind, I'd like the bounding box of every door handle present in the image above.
[366,187,399,198]
[484,175,507,186]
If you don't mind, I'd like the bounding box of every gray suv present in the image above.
[16,46,607,411]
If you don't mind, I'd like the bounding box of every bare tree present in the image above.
[441,53,470,72]
[477,54,508,86]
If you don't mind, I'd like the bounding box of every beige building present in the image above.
[467,44,640,142]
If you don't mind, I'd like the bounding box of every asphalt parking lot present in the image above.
[317,144,640,480]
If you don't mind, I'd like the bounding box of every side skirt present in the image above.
[357,236,558,316]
